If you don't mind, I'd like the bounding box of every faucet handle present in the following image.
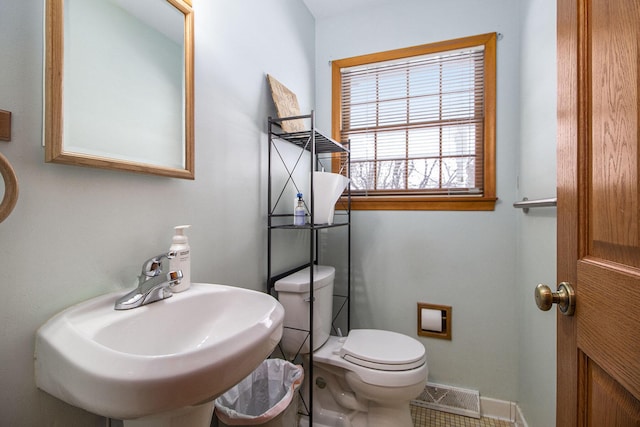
[141,251,177,278]
[167,270,183,286]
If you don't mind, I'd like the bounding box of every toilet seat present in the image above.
[340,329,426,371]
[313,331,427,388]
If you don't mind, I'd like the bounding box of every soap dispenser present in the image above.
[294,193,305,226]
[169,225,191,292]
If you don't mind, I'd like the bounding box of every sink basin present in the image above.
[35,283,284,421]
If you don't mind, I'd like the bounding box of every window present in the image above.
[332,33,496,210]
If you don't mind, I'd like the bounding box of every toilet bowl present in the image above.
[274,266,428,427]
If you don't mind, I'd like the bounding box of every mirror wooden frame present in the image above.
[44,0,195,179]
[0,152,18,223]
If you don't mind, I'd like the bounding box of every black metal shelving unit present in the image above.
[267,111,351,426]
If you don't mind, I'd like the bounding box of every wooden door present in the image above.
[557,0,640,426]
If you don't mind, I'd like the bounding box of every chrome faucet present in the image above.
[114,252,183,310]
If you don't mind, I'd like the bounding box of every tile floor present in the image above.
[212,402,516,427]
[410,404,515,427]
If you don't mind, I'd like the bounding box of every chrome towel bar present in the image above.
[513,197,557,213]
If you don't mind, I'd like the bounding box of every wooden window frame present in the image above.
[332,33,497,211]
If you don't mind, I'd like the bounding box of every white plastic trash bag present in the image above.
[214,359,304,426]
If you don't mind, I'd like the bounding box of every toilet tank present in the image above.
[274,265,335,359]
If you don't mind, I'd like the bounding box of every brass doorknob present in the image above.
[535,282,575,316]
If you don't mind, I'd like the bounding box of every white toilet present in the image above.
[274,265,428,427]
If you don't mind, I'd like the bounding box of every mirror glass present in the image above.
[45,0,194,179]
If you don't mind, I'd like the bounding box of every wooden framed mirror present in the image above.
[44,0,194,179]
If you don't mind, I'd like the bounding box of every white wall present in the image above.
[314,0,521,402]
[516,0,557,426]
[0,0,314,424]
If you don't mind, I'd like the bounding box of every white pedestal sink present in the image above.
[34,283,284,426]
[122,403,215,427]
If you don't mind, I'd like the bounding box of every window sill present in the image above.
[341,195,498,211]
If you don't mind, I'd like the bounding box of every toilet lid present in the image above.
[340,329,426,371]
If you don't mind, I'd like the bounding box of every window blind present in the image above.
[340,46,486,195]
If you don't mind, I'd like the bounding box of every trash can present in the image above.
[214,359,304,427]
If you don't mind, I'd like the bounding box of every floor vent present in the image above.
[412,382,481,419]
